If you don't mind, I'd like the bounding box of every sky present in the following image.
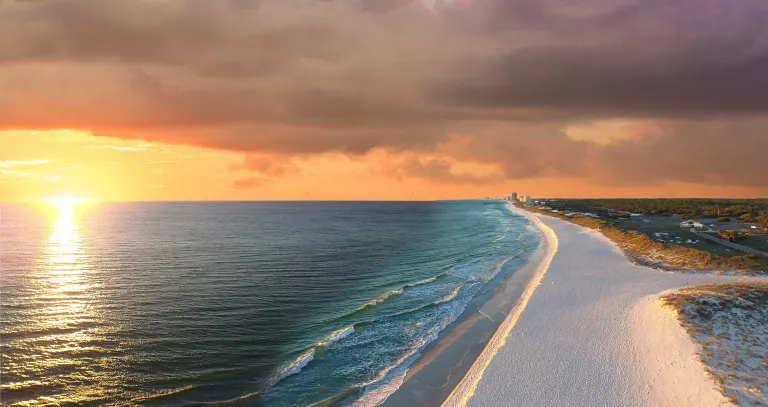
[1,0,768,201]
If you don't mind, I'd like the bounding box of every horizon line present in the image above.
[3,197,768,204]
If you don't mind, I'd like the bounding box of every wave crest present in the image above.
[405,273,446,288]
[434,286,462,305]
[269,349,315,386]
[319,326,355,347]
[358,288,403,311]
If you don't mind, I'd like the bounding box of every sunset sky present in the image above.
[2,0,767,201]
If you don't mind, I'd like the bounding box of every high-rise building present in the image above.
[511,192,518,202]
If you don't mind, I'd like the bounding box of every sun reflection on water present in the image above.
[1,199,127,405]
[45,198,91,295]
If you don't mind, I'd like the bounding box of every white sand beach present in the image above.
[444,205,762,407]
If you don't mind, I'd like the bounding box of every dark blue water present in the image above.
[1,201,539,406]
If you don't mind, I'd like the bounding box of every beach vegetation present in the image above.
[662,283,768,406]
[555,199,768,221]
[757,214,768,229]
[522,204,768,275]
[739,213,755,222]
[718,230,743,242]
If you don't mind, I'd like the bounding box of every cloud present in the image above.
[86,145,147,151]
[0,159,55,167]
[435,119,768,187]
[378,152,505,185]
[591,120,768,187]
[1,0,767,188]
[233,176,269,189]
[229,155,298,177]
[438,0,768,116]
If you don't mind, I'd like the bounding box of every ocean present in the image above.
[0,201,540,406]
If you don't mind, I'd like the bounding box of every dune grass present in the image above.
[663,283,768,406]
[523,205,767,275]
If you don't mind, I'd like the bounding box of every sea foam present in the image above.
[352,313,458,406]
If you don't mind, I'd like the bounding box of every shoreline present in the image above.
[440,204,558,407]
[381,202,555,407]
[443,206,759,406]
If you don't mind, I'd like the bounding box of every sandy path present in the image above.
[444,207,755,407]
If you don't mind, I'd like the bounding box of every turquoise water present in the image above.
[1,201,539,406]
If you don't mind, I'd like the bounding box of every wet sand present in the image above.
[381,205,549,407]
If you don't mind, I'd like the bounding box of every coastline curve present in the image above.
[444,205,756,406]
[441,204,559,407]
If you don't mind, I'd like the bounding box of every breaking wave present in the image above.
[434,286,462,305]
[270,325,359,387]
[405,273,447,288]
[357,289,404,311]
[319,326,355,348]
[354,272,450,312]
[351,314,457,406]
[269,349,316,386]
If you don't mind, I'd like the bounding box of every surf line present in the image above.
[442,207,559,407]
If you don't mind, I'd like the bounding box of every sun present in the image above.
[41,196,93,215]
[43,196,91,209]
[43,196,90,205]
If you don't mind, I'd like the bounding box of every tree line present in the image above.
[555,199,768,227]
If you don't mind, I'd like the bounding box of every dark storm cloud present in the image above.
[593,122,768,187]
[438,0,768,115]
[442,46,768,114]
[434,120,768,187]
[1,0,767,186]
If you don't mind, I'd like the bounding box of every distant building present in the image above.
[524,196,531,204]
[511,192,518,202]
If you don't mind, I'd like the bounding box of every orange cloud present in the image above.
[2,0,767,199]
